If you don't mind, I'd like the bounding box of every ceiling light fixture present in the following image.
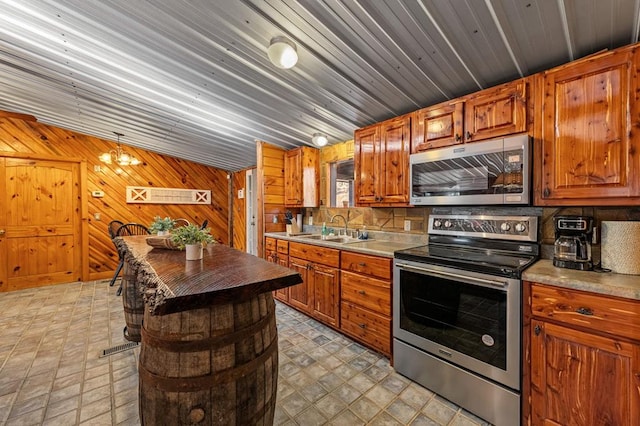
[267,36,298,69]
[99,132,141,166]
[312,132,328,147]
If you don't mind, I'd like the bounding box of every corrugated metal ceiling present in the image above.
[1,0,639,171]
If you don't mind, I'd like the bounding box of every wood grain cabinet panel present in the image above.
[341,301,391,355]
[537,46,640,205]
[463,80,527,143]
[411,79,528,153]
[341,251,392,280]
[411,101,463,153]
[526,282,640,425]
[284,147,319,207]
[354,115,410,206]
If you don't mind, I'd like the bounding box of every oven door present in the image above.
[393,258,521,390]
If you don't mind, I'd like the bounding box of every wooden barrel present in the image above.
[138,292,278,425]
[121,260,144,342]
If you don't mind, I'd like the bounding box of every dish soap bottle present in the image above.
[321,222,327,240]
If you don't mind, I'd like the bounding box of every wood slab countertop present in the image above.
[115,235,302,315]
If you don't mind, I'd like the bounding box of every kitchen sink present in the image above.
[299,234,374,244]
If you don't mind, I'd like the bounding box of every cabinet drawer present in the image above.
[277,239,289,254]
[341,251,391,280]
[341,302,391,355]
[289,242,340,268]
[531,283,640,341]
[265,237,276,251]
[341,271,390,316]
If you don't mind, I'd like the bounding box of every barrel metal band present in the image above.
[138,336,278,392]
[140,311,274,353]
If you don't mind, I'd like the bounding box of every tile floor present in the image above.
[0,280,491,425]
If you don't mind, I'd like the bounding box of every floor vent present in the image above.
[100,341,140,357]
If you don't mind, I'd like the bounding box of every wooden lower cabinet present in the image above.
[267,237,393,358]
[288,242,340,327]
[340,252,392,357]
[265,237,289,302]
[526,282,640,425]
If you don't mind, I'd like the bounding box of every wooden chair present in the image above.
[174,218,190,227]
[111,223,150,295]
[108,220,125,288]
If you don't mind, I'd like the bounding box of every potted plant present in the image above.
[149,216,175,236]
[170,224,214,260]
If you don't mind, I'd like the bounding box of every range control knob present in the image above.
[444,220,452,228]
[515,223,527,232]
[500,222,511,231]
[433,219,442,228]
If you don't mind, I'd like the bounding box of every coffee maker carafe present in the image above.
[553,215,594,271]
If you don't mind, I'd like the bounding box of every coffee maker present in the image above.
[553,215,594,271]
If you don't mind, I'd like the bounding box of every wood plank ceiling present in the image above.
[1,0,639,171]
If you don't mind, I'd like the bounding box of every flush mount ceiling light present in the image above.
[312,132,328,147]
[267,36,298,69]
[99,132,141,166]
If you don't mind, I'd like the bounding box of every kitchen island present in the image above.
[115,235,302,426]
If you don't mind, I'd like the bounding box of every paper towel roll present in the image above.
[601,221,640,275]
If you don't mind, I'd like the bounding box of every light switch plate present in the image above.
[92,190,105,197]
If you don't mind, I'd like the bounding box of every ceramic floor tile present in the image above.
[0,281,494,425]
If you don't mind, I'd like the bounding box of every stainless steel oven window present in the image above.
[397,267,508,369]
[393,260,521,390]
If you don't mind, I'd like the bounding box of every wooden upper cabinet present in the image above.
[464,79,528,143]
[355,115,410,206]
[411,101,463,152]
[537,47,640,205]
[411,79,528,153]
[284,146,319,207]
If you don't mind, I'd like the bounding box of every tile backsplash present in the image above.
[305,205,640,262]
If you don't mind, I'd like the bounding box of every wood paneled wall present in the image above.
[231,168,248,251]
[0,116,230,281]
[256,141,287,257]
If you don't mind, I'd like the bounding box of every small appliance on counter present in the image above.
[553,215,594,271]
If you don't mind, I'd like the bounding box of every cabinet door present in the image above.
[287,257,311,313]
[354,124,380,204]
[378,115,411,204]
[284,148,303,206]
[464,80,527,142]
[530,319,640,425]
[539,49,640,204]
[311,264,340,327]
[274,255,289,302]
[412,102,463,152]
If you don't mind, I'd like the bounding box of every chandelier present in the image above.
[99,132,141,166]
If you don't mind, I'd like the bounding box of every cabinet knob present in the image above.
[534,325,542,336]
[466,131,472,141]
[0,229,4,235]
[543,187,550,198]
[358,262,366,267]
[358,290,366,295]
[576,307,594,316]
[455,133,461,142]
[358,323,366,329]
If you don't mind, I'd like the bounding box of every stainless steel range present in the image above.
[393,214,539,426]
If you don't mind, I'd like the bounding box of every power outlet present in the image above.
[404,220,411,231]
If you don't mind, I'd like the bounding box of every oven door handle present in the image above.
[395,262,508,289]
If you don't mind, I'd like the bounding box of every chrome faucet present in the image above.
[330,214,348,236]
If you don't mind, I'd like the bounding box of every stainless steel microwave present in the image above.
[409,133,531,205]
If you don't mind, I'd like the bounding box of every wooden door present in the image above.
[530,319,640,425]
[287,257,311,313]
[274,254,289,302]
[464,80,527,142]
[378,115,410,204]
[0,157,82,291]
[411,102,464,152]
[284,148,302,206]
[354,124,380,204]
[538,49,639,205]
[311,263,339,327]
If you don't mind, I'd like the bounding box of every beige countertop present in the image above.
[523,259,640,301]
[264,231,425,258]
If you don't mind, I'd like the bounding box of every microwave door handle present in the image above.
[395,263,507,289]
